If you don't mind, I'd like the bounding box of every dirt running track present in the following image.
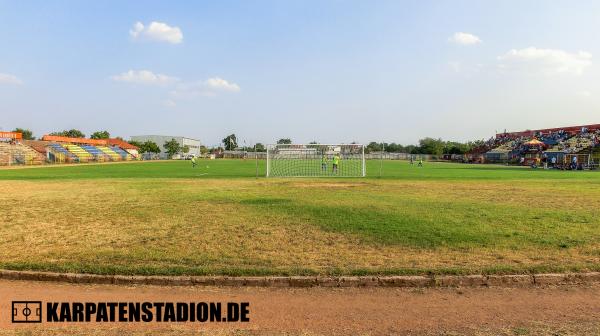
[1,280,599,335]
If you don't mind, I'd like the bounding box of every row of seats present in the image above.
[63,144,94,162]
[1,141,135,165]
[0,143,45,165]
[489,134,597,156]
[487,140,516,153]
[110,146,133,160]
[97,146,123,160]
[80,145,107,162]
[47,143,78,163]
[57,144,132,162]
[549,135,594,154]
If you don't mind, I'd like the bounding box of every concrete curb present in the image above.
[1,270,599,288]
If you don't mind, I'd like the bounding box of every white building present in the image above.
[130,135,201,159]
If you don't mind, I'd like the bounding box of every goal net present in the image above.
[266,144,365,177]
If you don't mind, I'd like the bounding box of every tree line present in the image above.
[8,128,114,140]
[7,127,200,158]
[220,134,293,152]
[366,137,485,156]
[7,128,484,156]
[222,134,483,156]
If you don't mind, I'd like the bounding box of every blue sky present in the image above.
[1,1,599,146]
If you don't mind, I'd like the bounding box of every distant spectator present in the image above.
[542,155,548,169]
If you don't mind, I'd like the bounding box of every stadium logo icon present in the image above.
[12,301,42,323]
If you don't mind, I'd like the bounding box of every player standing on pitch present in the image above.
[321,153,328,172]
[332,153,340,174]
[191,156,197,168]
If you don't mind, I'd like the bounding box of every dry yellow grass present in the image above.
[1,177,599,276]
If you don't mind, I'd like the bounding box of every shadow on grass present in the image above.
[234,196,598,250]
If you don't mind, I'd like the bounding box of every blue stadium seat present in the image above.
[111,146,130,159]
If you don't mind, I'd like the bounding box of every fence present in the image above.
[223,151,267,159]
[223,151,451,161]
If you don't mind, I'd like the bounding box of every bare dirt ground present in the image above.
[1,280,600,335]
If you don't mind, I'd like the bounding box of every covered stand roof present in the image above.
[41,135,138,150]
[524,139,545,146]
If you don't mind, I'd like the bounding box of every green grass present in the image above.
[1,159,599,276]
[1,159,599,181]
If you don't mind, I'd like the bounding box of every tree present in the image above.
[136,140,160,154]
[90,130,110,139]
[254,143,265,152]
[182,145,190,154]
[366,142,381,153]
[200,146,209,155]
[50,129,85,138]
[309,141,318,144]
[12,128,35,140]
[386,143,405,153]
[164,138,181,158]
[418,137,445,156]
[128,140,142,149]
[362,138,483,155]
[444,141,472,155]
[277,138,292,144]
[222,134,237,150]
[404,145,418,154]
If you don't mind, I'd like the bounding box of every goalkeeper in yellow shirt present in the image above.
[332,153,340,174]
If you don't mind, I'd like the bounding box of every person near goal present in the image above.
[321,154,328,172]
[332,153,340,174]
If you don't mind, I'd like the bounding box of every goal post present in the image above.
[266,144,366,177]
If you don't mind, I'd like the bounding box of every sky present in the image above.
[1,0,599,146]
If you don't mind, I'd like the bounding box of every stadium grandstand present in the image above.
[2,124,599,169]
[0,132,139,166]
[0,132,45,166]
[470,123,600,169]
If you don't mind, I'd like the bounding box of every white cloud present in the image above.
[204,77,241,92]
[130,21,183,44]
[112,70,239,103]
[111,70,179,85]
[0,72,23,85]
[497,47,592,75]
[170,77,241,100]
[448,32,481,45]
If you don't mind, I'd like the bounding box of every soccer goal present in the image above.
[266,144,366,177]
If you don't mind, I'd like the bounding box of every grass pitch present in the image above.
[1,160,600,276]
